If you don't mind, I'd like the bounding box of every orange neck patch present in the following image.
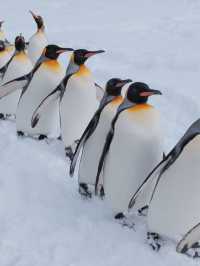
[128,103,153,112]
[42,60,61,72]
[74,64,91,77]
[15,51,28,62]
[110,96,123,106]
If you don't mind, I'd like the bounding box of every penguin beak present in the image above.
[116,79,132,87]
[56,47,74,54]
[140,89,162,97]
[29,10,38,21]
[84,50,105,58]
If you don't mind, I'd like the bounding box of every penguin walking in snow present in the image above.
[96,82,162,227]
[0,35,32,119]
[28,11,48,65]
[31,49,105,153]
[69,78,132,198]
[129,118,200,258]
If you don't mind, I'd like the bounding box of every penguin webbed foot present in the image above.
[147,232,162,251]
[182,242,200,259]
[65,146,74,163]
[17,131,25,137]
[115,213,135,229]
[95,185,105,200]
[38,134,47,141]
[79,183,92,199]
[138,205,149,216]
[0,113,5,120]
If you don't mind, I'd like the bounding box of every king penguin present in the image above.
[31,49,105,150]
[14,45,73,139]
[128,118,200,257]
[0,35,32,119]
[28,11,48,65]
[70,78,132,198]
[96,82,162,226]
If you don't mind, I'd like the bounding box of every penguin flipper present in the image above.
[95,129,114,194]
[31,87,61,128]
[70,110,101,177]
[0,73,30,99]
[95,82,104,101]
[129,118,200,210]
[128,156,170,210]
[176,222,200,255]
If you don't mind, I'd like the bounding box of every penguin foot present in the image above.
[65,146,74,162]
[99,186,105,200]
[79,183,92,199]
[0,113,5,120]
[138,205,149,216]
[38,134,47,140]
[182,242,200,258]
[17,131,24,137]
[115,213,135,229]
[147,232,162,251]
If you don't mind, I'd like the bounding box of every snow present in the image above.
[0,0,200,265]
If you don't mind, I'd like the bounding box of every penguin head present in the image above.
[73,49,105,65]
[0,41,5,52]
[43,45,74,60]
[15,35,26,52]
[106,78,132,96]
[30,11,44,30]
[127,82,162,103]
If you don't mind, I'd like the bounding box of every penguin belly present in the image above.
[104,106,163,214]
[28,32,47,65]
[148,136,200,241]
[60,75,98,147]
[78,102,120,186]
[16,62,65,137]
[0,54,33,116]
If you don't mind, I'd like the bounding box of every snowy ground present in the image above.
[0,0,200,265]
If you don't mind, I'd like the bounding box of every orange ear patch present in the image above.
[74,64,91,77]
[42,60,62,72]
[128,103,153,112]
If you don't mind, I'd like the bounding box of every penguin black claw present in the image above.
[138,205,149,216]
[17,131,24,137]
[38,134,47,140]
[0,113,5,120]
[147,232,162,251]
[182,242,200,259]
[79,183,92,199]
[115,213,135,229]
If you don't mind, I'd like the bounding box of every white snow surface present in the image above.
[0,0,200,265]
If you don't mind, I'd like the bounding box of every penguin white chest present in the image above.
[60,72,98,147]
[104,105,163,214]
[28,32,47,65]
[16,61,65,137]
[148,135,200,241]
[78,99,121,186]
[0,53,33,115]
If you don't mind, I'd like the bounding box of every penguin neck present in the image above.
[66,58,91,77]
[37,25,45,34]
